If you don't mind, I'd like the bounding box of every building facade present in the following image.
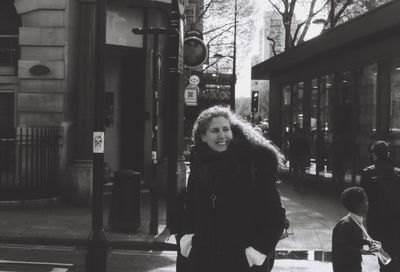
[0,0,184,203]
[252,0,400,183]
[250,10,289,119]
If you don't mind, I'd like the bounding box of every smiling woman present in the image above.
[201,116,233,152]
[178,105,286,272]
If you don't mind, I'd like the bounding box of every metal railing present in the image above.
[0,127,60,200]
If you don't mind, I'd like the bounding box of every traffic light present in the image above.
[251,90,259,113]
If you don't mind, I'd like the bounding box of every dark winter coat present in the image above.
[182,141,286,272]
[332,215,366,272]
[360,157,400,259]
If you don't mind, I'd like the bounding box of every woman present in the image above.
[180,106,286,272]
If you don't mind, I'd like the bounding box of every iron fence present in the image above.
[0,127,60,200]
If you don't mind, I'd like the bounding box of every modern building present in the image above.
[252,0,400,183]
[251,10,291,119]
[0,0,185,204]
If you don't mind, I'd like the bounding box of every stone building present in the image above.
[0,0,184,204]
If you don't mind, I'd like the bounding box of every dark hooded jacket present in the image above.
[182,137,286,272]
[360,157,400,259]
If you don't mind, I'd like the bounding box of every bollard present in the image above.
[108,170,141,232]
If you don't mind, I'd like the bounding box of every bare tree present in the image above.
[316,0,392,32]
[195,0,256,73]
[267,0,325,52]
[266,0,391,53]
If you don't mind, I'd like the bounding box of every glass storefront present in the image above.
[281,64,381,183]
[389,57,400,162]
[293,82,304,128]
[358,64,377,168]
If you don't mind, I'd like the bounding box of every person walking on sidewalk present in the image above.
[332,187,378,272]
[180,105,286,272]
[289,124,310,192]
[360,141,400,272]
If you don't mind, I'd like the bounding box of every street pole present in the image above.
[166,0,182,230]
[131,27,171,235]
[149,33,160,235]
[86,0,107,271]
[231,0,237,111]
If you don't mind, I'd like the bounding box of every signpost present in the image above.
[86,0,107,271]
[184,75,200,106]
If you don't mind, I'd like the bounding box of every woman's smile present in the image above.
[201,116,233,152]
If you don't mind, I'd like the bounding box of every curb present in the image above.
[0,235,332,262]
[0,196,62,210]
[0,235,176,251]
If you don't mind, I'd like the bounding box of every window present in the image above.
[0,1,20,71]
[358,64,377,170]
[293,82,304,128]
[360,64,377,134]
[319,75,333,132]
[390,58,400,134]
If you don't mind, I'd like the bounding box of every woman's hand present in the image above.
[180,234,194,257]
[245,246,267,267]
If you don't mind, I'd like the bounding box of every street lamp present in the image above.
[132,26,173,236]
[232,0,237,111]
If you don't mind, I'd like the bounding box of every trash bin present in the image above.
[108,170,141,232]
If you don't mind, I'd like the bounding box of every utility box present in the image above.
[108,170,141,232]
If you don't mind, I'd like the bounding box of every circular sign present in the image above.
[189,75,200,86]
[184,36,208,68]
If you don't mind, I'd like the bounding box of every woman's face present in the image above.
[201,116,233,152]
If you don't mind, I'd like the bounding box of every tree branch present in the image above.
[332,0,353,27]
[203,21,235,36]
[266,36,277,56]
[268,0,284,16]
[206,24,235,46]
[195,0,215,24]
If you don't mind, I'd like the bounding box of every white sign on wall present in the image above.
[93,132,104,153]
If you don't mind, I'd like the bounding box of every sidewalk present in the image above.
[0,191,169,250]
[0,175,380,270]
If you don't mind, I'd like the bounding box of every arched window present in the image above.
[0,0,21,71]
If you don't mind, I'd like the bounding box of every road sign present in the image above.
[184,36,208,68]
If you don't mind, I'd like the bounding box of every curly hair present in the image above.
[192,105,284,165]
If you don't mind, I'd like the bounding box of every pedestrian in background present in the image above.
[360,141,400,272]
[289,123,310,192]
[180,105,286,272]
[332,187,378,272]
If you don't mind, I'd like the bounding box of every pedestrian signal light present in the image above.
[251,90,259,113]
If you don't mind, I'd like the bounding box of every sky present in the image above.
[235,0,325,97]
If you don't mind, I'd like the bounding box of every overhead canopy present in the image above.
[109,0,171,8]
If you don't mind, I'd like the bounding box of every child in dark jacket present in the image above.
[332,187,378,272]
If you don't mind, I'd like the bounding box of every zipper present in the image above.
[210,192,216,208]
